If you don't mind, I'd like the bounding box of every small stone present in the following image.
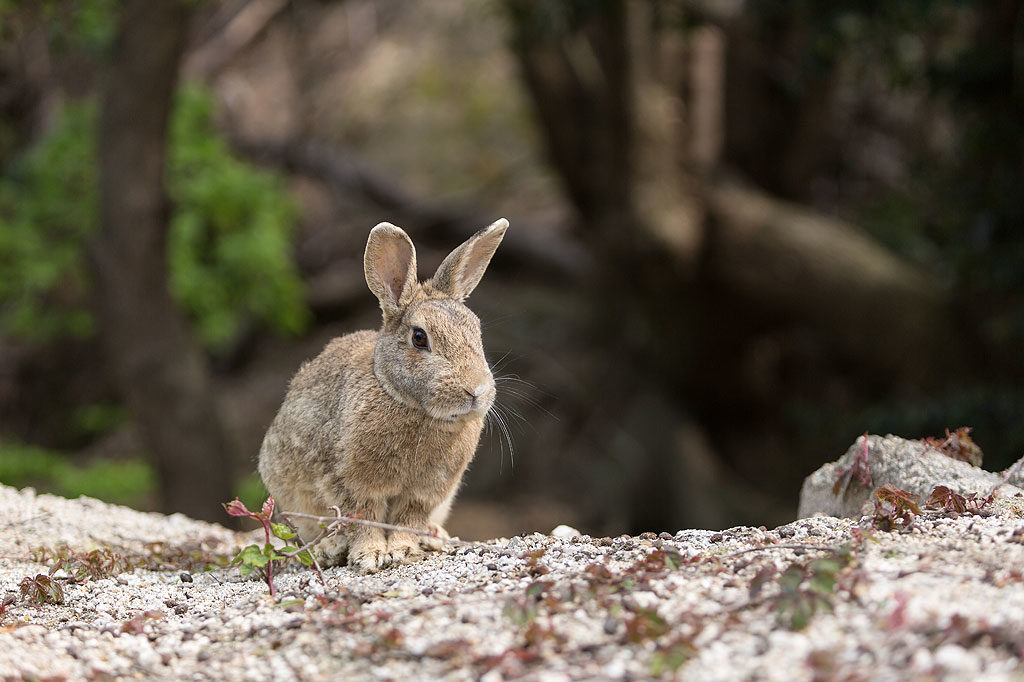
[551,524,581,539]
[179,572,193,583]
[710,533,724,543]
[778,526,796,538]
[603,617,618,634]
[659,532,674,541]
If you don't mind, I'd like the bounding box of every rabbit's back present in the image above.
[257,330,378,516]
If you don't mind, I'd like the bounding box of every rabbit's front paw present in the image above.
[386,532,424,565]
[349,540,390,573]
[419,522,450,552]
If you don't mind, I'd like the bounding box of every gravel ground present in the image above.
[2,482,1024,681]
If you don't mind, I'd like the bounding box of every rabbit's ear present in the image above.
[430,218,508,301]
[365,222,418,313]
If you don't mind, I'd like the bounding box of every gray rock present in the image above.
[798,433,1024,519]
[1004,455,1024,488]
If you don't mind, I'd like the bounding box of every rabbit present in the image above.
[258,218,507,573]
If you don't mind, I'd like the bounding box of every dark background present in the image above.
[1,0,1022,539]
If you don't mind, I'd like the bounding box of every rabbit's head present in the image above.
[364,219,507,422]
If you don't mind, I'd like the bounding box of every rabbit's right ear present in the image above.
[365,222,418,314]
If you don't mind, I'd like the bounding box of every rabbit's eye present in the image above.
[411,327,430,351]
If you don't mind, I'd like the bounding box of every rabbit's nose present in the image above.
[465,384,487,399]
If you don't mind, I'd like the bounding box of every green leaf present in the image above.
[271,522,296,540]
[526,581,548,599]
[789,602,810,631]
[778,565,805,593]
[650,644,689,677]
[807,559,840,595]
[296,550,314,567]
[237,544,270,568]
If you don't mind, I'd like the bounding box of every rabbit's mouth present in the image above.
[427,405,482,424]
[426,396,493,423]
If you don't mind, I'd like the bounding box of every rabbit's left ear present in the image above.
[430,218,508,301]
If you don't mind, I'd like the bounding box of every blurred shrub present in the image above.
[0,100,97,341]
[0,85,309,351]
[168,86,309,350]
[0,441,155,508]
[0,440,272,510]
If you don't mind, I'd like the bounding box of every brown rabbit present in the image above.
[258,219,507,573]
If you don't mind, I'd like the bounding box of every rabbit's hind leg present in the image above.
[314,534,349,567]
[420,521,450,552]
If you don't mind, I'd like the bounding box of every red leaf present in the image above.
[261,496,275,520]
[223,498,255,518]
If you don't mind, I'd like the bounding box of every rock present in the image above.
[550,524,581,539]
[1004,455,1024,488]
[798,434,1024,519]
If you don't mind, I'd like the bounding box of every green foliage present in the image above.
[0,85,308,351]
[168,85,309,350]
[0,0,117,52]
[0,440,155,507]
[0,100,97,341]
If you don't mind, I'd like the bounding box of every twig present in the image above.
[719,544,839,560]
[280,507,505,553]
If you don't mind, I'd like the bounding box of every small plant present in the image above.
[503,580,549,626]
[121,609,164,634]
[872,485,920,531]
[223,497,318,597]
[625,607,670,642]
[921,427,983,467]
[773,558,843,631]
[924,485,994,515]
[650,636,696,677]
[19,573,64,605]
[833,432,873,496]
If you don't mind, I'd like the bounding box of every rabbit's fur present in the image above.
[258,219,507,573]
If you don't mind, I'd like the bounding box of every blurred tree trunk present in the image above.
[505,1,951,532]
[505,1,713,532]
[91,0,232,522]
